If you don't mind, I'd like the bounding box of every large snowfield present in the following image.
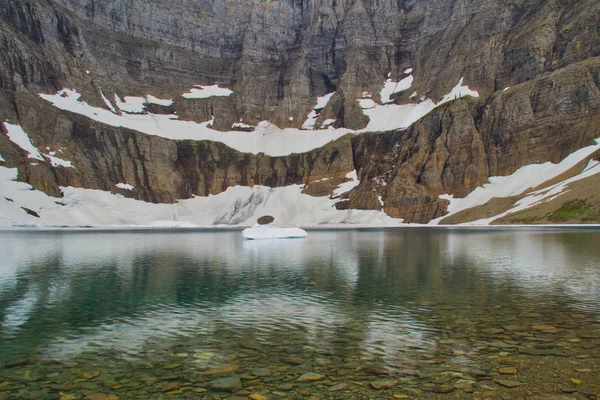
[2,73,600,228]
[37,73,477,157]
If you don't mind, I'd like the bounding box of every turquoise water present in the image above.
[0,228,599,399]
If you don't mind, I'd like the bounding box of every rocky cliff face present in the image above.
[1,0,600,224]
[340,58,600,222]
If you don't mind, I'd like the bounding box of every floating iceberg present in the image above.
[242,225,307,240]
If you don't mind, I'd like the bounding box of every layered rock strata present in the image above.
[1,0,600,224]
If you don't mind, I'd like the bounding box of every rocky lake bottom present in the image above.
[0,228,599,400]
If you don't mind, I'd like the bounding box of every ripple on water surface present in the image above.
[0,229,599,398]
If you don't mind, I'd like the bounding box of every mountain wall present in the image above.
[1,0,600,224]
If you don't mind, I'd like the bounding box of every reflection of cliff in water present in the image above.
[0,229,599,362]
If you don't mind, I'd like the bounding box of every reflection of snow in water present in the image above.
[2,229,600,363]
[443,231,600,309]
[2,286,38,332]
[360,307,433,365]
[43,293,351,361]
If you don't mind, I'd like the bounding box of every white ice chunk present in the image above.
[242,225,308,240]
[182,85,233,99]
[116,183,134,191]
[4,122,44,160]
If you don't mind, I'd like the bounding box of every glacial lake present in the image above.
[0,228,599,399]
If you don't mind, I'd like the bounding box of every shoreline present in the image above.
[2,223,600,234]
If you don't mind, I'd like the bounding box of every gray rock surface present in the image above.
[1,0,600,223]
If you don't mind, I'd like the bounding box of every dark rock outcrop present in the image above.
[257,215,275,225]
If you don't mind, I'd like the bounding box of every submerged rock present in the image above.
[297,372,325,382]
[206,364,240,376]
[209,377,242,392]
[371,379,399,390]
[362,364,390,375]
[496,379,524,388]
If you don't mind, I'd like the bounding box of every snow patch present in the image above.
[232,121,254,130]
[359,77,479,133]
[358,99,376,109]
[321,119,336,128]
[99,89,117,113]
[302,92,335,130]
[39,78,478,157]
[182,85,233,99]
[333,170,360,198]
[44,153,74,168]
[431,138,600,224]
[310,177,330,183]
[39,89,352,157]
[468,159,600,225]
[0,165,401,227]
[146,95,173,107]
[0,154,4,162]
[115,95,146,114]
[437,77,480,106]
[0,167,54,226]
[4,122,44,160]
[116,183,134,191]
[380,74,414,104]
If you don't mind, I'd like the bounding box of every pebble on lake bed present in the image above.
[209,376,242,392]
[371,379,399,390]
[297,372,326,382]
